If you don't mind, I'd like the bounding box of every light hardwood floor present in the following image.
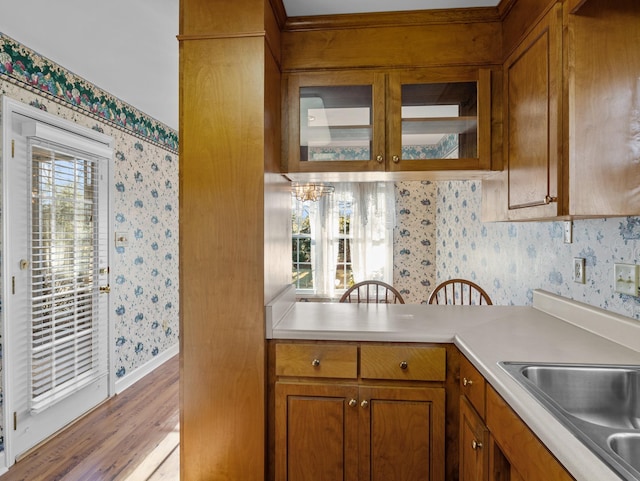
[0,355,179,481]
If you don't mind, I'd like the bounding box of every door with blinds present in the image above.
[3,98,112,462]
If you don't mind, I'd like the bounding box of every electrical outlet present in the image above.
[573,257,585,284]
[614,263,639,296]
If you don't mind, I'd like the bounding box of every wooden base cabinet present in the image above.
[273,342,446,481]
[459,354,575,481]
[275,382,359,481]
[276,382,445,481]
[460,396,489,481]
[459,355,489,481]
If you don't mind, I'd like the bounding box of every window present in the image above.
[292,182,394,299]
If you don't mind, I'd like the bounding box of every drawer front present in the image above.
[360,345,446,381]
[460,355,486,418]
[275,343,358,379]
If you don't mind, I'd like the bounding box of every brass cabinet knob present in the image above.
[311,359,321,367]
[399,361,408,370]
[472,440,483,450]
[392,155,400,163]
[463,377,473,387]
[361,400,369,408]
[348,399,357,408]
[376,154,384,163]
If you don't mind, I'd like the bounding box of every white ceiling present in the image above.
[0,0,498,133]
[282,0,500,17]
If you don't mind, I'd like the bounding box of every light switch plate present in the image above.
[564,221,573,244]
[614,263,639,296]
[573,258,585,284]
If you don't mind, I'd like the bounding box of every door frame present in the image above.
[1,96,115,468]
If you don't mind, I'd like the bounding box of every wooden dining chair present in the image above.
[339,280,405,304]
[428,279,492,305]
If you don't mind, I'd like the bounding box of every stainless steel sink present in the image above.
[500,362,640,481]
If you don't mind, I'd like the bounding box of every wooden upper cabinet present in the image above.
[283,67,493,180]
[284,70,386,175]
[485,0,640,221]
[503,3,562,219]
[387,68,492,174]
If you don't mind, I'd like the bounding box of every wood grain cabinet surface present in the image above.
[283,67,494,181]
[483,0,640,221]
[273,341,446,481]
[459,396,489,481]
[458,354,575,481]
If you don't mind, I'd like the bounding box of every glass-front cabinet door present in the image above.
[284,68,492,175]
[386,68,491,172]
[285,71,386,174]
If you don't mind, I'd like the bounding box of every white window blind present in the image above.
[28,140,106,413]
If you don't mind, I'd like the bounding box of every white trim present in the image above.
[114,344,179,395]
[1,96,114,466]
[22,121,112,159]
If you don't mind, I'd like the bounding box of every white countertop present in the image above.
[268,289,640,481]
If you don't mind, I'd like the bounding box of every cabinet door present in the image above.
[387,67,492,172]
[460,396,489,481]
[359,385,445,481]
[503,4,562,218]
[275,382,359,481]
[460,355,486,418]
[284,71,386,174]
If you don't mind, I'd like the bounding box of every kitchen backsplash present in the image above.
[434,180,640,319]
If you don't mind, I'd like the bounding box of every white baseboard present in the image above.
[114,343,179,395]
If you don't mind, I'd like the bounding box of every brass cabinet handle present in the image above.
[392,155,400,163]
[472,440,483,450]
[544,195,558,204]
[348,399,357,408]
[463,377,473,387]
[361,400,369,408]
[376,154,384,163]
[399,361,408,370]
[311,359,320,367]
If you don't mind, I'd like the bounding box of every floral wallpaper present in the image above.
[309,136,458,161]
[435,180,640,319]
[0,36,179,454]
[393,181,437,303]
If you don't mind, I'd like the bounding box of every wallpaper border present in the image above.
[0,33,178,154]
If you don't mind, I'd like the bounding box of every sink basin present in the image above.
[520,364,640,429]
[609,433,640,473]
[500,362,640,481]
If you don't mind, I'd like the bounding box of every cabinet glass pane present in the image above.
[401,82,477,160]
[300,85,372,161]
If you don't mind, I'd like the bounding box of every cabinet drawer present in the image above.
[460,355,486,418]
[360,345,446,381]
[275,343,358,379]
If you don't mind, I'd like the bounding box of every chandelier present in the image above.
[291,182,335,202]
